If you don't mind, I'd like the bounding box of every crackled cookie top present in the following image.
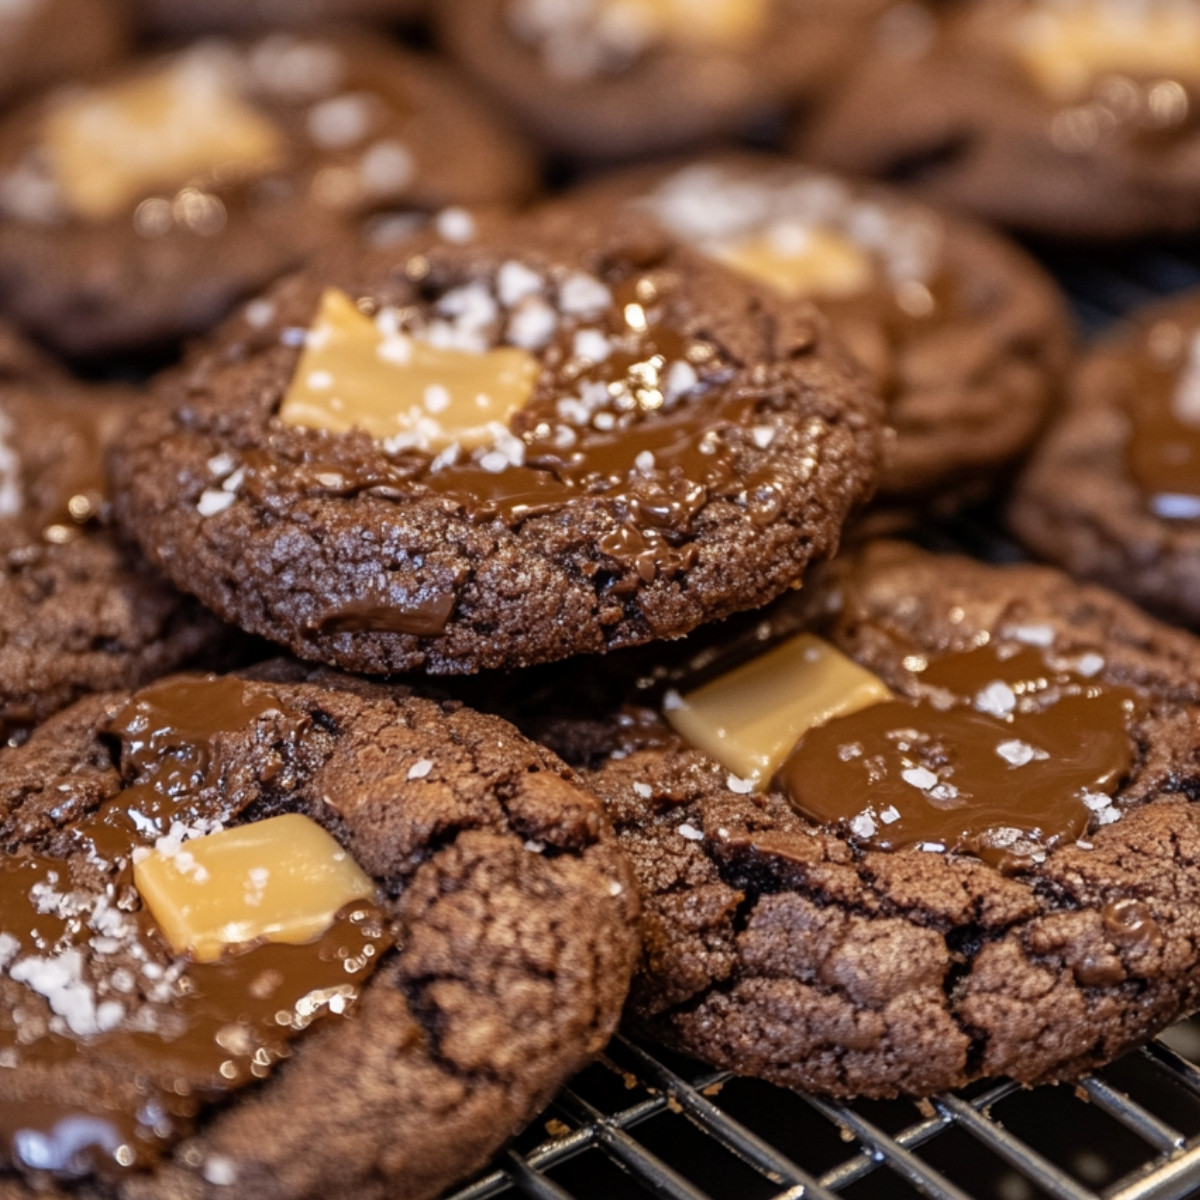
[1011,291,1200,624]
[0,350,225,744]
[435,0,890,160]
[0,667,637,1196]
[794,0,1200,237]
[518,542,1200,1099]
[111,219,880,676]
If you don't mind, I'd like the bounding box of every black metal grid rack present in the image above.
[446,240,1200,1200]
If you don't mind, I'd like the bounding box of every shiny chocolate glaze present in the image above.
[245,268,792,634]
[775,644,1136,870]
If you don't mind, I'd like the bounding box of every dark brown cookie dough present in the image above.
[525,541,1200,1098]
[0,353,227,745]
[793,0,1200,238]
[548,153,1073,500]
[0,0,130,108]
[0,31,535,359]
[434,0,898,161]
[1010,289,1200,626]
[110,217,882,676]
[0,665,638,1197]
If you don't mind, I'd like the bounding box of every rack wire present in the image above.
[447,240,1200,1200]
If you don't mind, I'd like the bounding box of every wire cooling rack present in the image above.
[447,239,1200,1200]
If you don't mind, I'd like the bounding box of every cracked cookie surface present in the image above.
[521,541,1200,1097]
[0,664,638,1198]
[110,217,881,676]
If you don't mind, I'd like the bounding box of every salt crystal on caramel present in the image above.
[278,288,541,451]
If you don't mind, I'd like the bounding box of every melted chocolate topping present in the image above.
[774,644,1136,870]
[250,268,789,634]
[0,675,392,1178]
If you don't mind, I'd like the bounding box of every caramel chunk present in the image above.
[43,51,284,222]
[602,0,768,47]
[278,288,541,450]
[134,813,376,962]
[665,633,892,787]
[708,226,873,301]
[1013,2,1200,102]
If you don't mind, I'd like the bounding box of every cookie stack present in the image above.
[2,2,1200,1198]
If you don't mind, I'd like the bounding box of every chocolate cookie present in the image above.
[549,154,1073,499]
[110,217,882,676]
[0,31,535,359]
[525,541,1200,1098]
[139,0,424,35]
[1010,289,1200,626]
[793,0,1200,238]
[0,0,129,108]
[0,350,227,744]
[0,664,638,1197]
[435,0,897,161]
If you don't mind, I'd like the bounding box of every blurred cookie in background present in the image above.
[0,327,230,744]
[434,0,913,162]
[794,0,1200,238]
[139,0,425,35]
[1011,289,1200,626]
[547,154,1073,502]
[0,31,536,360]
[0,0,130,108]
